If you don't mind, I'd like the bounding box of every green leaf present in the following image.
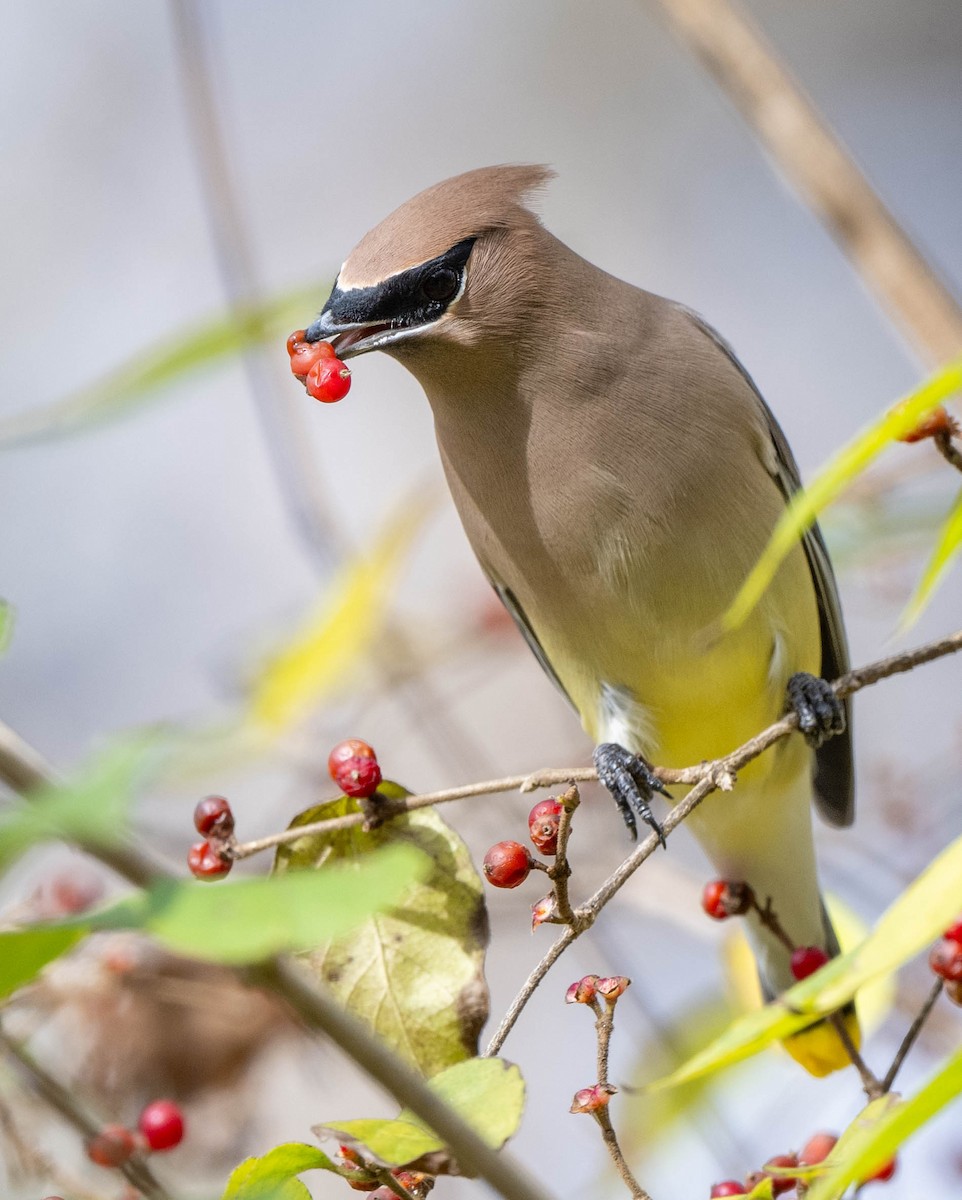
[0,925,87,1001]
[0,598,13,655]
[222,1142,336,1200]
[900,485,962,629]
[91,843,426,964]
[0,284,325,448]
[281,784,490,1077]
[0,734,163,874]
[318,1058,525,1166]
[805,1056,962,1200]
[652,831,962,1088]
[724,358,962,631]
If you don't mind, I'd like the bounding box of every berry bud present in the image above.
[528,797,563,856]
[569,1083,615,1113]
[565,975,599,1004]
[86,1124,137,1167]
[790,945,830,981]
[187,840,232,880]
[701,879,753,920]
[929,937,962,982]
[531,892,559,930]
[799,1131,838,1166]
[709,1182,746,1197]
[193,795,234,837]
[482,841,532,888]
[596,975,631,1002]
[138,1099,185,1151]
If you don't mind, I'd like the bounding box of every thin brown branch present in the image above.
[882,978,944,1094]
[0,1026,171,1200]
[486,628,962,1053]
[545,785,581,927]
[647,0,962,367]
[828,1013,882,1100]
[592,997,651,1200]
[935,429,962,476]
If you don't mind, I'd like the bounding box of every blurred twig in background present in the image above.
[650,0,962,366]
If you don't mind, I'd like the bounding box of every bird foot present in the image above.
[787,672,846,749]
[593,743,670,846]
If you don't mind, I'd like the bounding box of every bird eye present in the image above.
[421,266,459,304]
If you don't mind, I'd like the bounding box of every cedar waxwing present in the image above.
[304,165,857,1075]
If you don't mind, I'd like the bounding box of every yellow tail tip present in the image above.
[782,1010,861,1077]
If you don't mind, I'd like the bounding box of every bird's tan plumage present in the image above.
[311,165,857,1074]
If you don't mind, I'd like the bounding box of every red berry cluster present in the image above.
[328,738,383,798]
[708,1132,896,1196]
[482,796,565,889]
[929,916,962,1003]
[287,329,352,403]
[187,795,235,880]
[86,1100,185,1168]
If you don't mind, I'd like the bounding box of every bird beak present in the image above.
[305,288,442,359]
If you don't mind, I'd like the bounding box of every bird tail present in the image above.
[693,761,860,1076]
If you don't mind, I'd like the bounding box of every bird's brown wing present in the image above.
[491,581,575,708]
[680,307,854,827]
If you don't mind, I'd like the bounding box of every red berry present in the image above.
[328,738,377,776]
[943,916,962,943]
[799,1132,838,1166]
[335,756,382,798]
[929,937,962,982]
[138,1099,185,1152]
[791,945,830,980]
[193,794,234,837]
[305,354,351,402]
[482,841,532,888]
[287,331,335,376]
[860,1156,897,1185]
[701,879,753,920]
[86,1124,137,1167]
[187,840,232,880]
[528,798,563,856]
[762,1153,799,1194]
[709,1182,746,1197]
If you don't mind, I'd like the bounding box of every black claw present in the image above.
[787,672,846,749]
[593,743,670,847]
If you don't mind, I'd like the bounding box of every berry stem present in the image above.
[881,977,944,1094]
[0,1027,170,1200]
[934,426,962,475]
[587,993,651,1200]
[827,1012,883,1100]
[748,894,796,953]
[372,1168,419,1200]
[546,784,582,927]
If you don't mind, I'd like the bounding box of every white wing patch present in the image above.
[598,682,659,757]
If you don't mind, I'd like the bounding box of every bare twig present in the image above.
[935,429,962,476]
[546,785,581,927]
[882,978,944,1094]
[0,1026,171,1200]
[647,0,962,367]
[827,1013,882,1100]
[485,628,962,1054]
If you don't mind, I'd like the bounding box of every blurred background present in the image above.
[1,1,961,1197]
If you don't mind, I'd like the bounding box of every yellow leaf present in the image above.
[900,485,962,630]
[249,491,436,730]
[724,358,962,631]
